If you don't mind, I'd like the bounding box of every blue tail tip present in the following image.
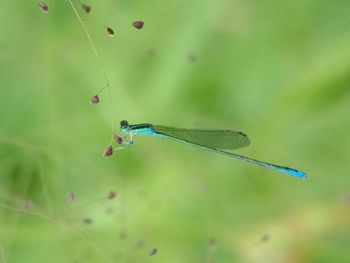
[294,170,308,179]
[283,167,307,179]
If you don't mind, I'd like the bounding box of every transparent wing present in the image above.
[153,125,250,150]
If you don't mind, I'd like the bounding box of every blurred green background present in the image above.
[1,0,350,262]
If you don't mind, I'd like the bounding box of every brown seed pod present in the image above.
[147,48,155,57]
[38,1,48,13]
[83,218,92,224]
[148,248,158,256]
[103,146,113,157]
[108,191,117,199]
[342,193,350,204]
[188,53,197,62]
[114,134,123,144]
[208,238,216,246]
[82,4,91,14]
[261,234,270,242]
[132,21,144,29]
[66,192,75,202]
[107,27,115,37]
[90,95,99,104]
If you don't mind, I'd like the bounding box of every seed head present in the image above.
[83,218,92,224]
[148,248,158,256]
[90,95,99,104]
[103,146,113,157]
[107,27,115,37]
[38,1,48,13]
[188,53,197,62]
[108,191,118,199]
[82,4,91,14]
[132,21,144,29]
[66,192,75,202]
[261,234,270,242]
[114,134,123,144]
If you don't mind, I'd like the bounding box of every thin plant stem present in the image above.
[67,0,118,112]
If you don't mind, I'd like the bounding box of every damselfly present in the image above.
[118,120,307,179]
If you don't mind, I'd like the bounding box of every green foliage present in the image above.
[0,0,350,262]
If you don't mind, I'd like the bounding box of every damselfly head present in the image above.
[120,120,130,133]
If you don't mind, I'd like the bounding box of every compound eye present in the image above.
[120,120,129,128]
